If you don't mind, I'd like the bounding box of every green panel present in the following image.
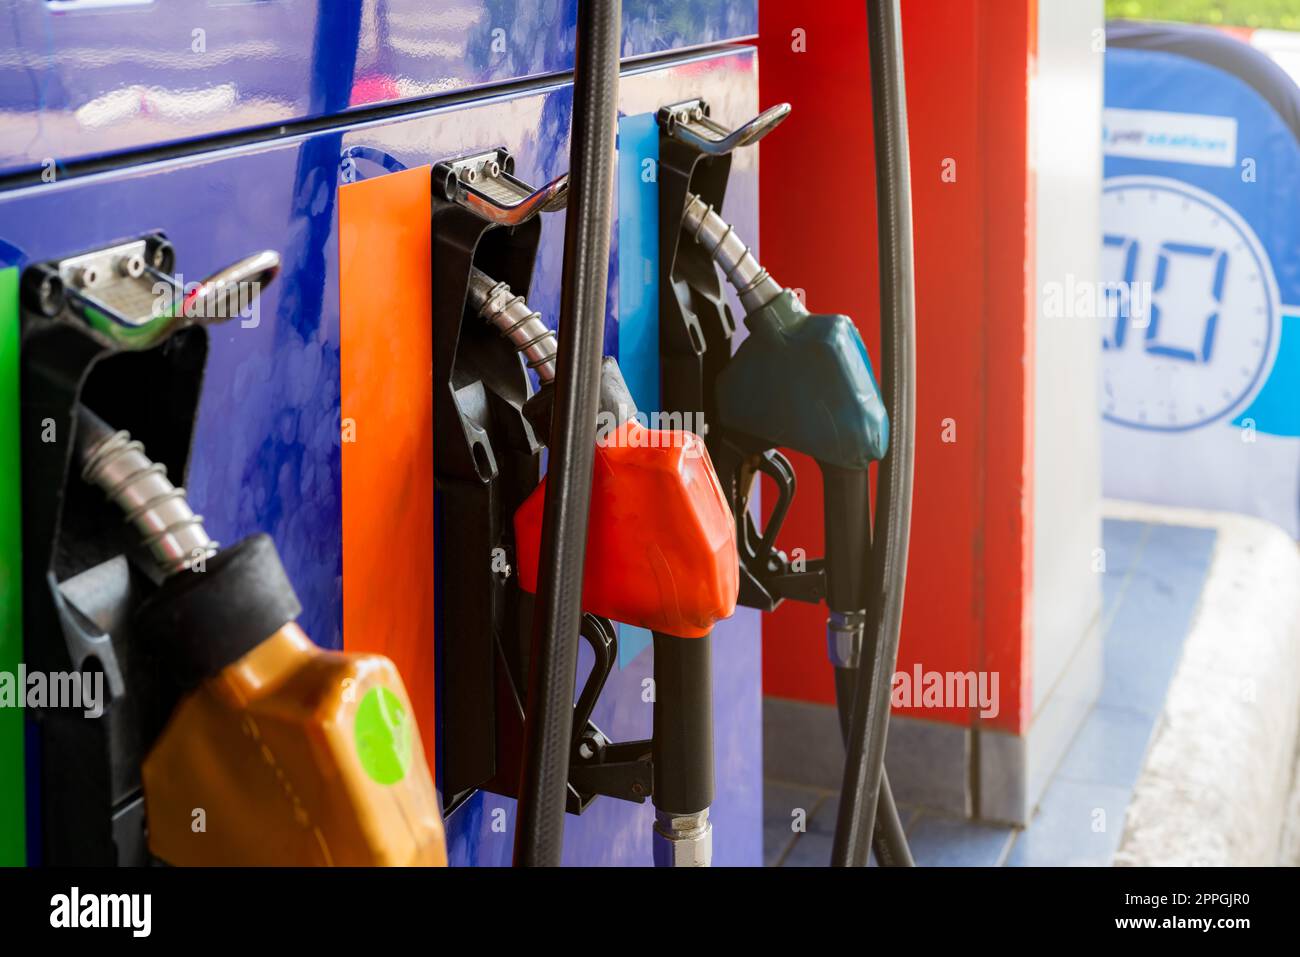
[0,267,24,865]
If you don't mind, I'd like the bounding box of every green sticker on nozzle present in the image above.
[353,686,412,785]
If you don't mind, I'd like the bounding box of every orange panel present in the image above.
[338,167,437,758]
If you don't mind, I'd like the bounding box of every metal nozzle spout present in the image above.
[681,193,784,314]
[77,405,217,576]
[467,267,558,384]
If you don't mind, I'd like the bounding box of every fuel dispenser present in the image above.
[432,146,738,865]
[18,238,445,865]
[656,0,915,868]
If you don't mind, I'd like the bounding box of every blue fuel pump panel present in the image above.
[0,31,763,864]
[0,0,757,174]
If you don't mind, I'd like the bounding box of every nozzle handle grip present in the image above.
[651,630,714,817]
[822,464,872,616]
[135,533,301,690]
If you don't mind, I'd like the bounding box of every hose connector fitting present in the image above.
[652,809,712,867]
[827,610,866,669]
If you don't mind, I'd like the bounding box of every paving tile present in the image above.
[1101,571,1132,627]
[1099,527,1216,715]
[1145,523,1218,568]
[764,782,824,866]
[803,795,921,833]
[1054,704,1154,789]
[1004,778,1132,867]
[807,794,839,836]
[1101,519,1147,592]
[906,811,1015,867]
[764,826,796,866]
[764,789,906,866]
[777,827,880,866]
[780,829,836,867]
[1098,618,1191,714]
[764,781,824,831]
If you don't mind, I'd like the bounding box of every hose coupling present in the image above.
[827,610,866,669]
[652,809,712,867]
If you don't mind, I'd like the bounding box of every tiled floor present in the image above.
[765,518,1219,867]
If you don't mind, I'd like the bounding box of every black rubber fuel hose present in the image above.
[831,0,917,867]
[513,0,621,867]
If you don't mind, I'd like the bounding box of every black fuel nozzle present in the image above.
[822,464,873,669]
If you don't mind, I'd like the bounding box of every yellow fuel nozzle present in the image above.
[77,406,447,866]
[140,612,447,867]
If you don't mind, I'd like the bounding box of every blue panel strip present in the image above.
[617,623,652,669]
[616,112,661,415]
[614,112,660,669]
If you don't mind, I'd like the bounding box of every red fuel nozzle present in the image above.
[470,268,738,635]
[513,418,738,639]
[477,266,738,867]
[514,414,736,868]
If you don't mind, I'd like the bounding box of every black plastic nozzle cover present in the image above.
[513,0,621,867]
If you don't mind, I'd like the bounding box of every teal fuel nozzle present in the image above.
[682,195,888,471]
[681,193,888,662]
[681,190,914,867]
[717,287,889,471]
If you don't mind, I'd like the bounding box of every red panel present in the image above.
[976,0,1036,734]
[756,1,1035,733]
[756,3,876,708]
[338,167,438,752]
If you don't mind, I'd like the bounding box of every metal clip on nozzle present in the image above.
[23,239,280,350]
[435,148,569,226]
[659,99,791,156]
